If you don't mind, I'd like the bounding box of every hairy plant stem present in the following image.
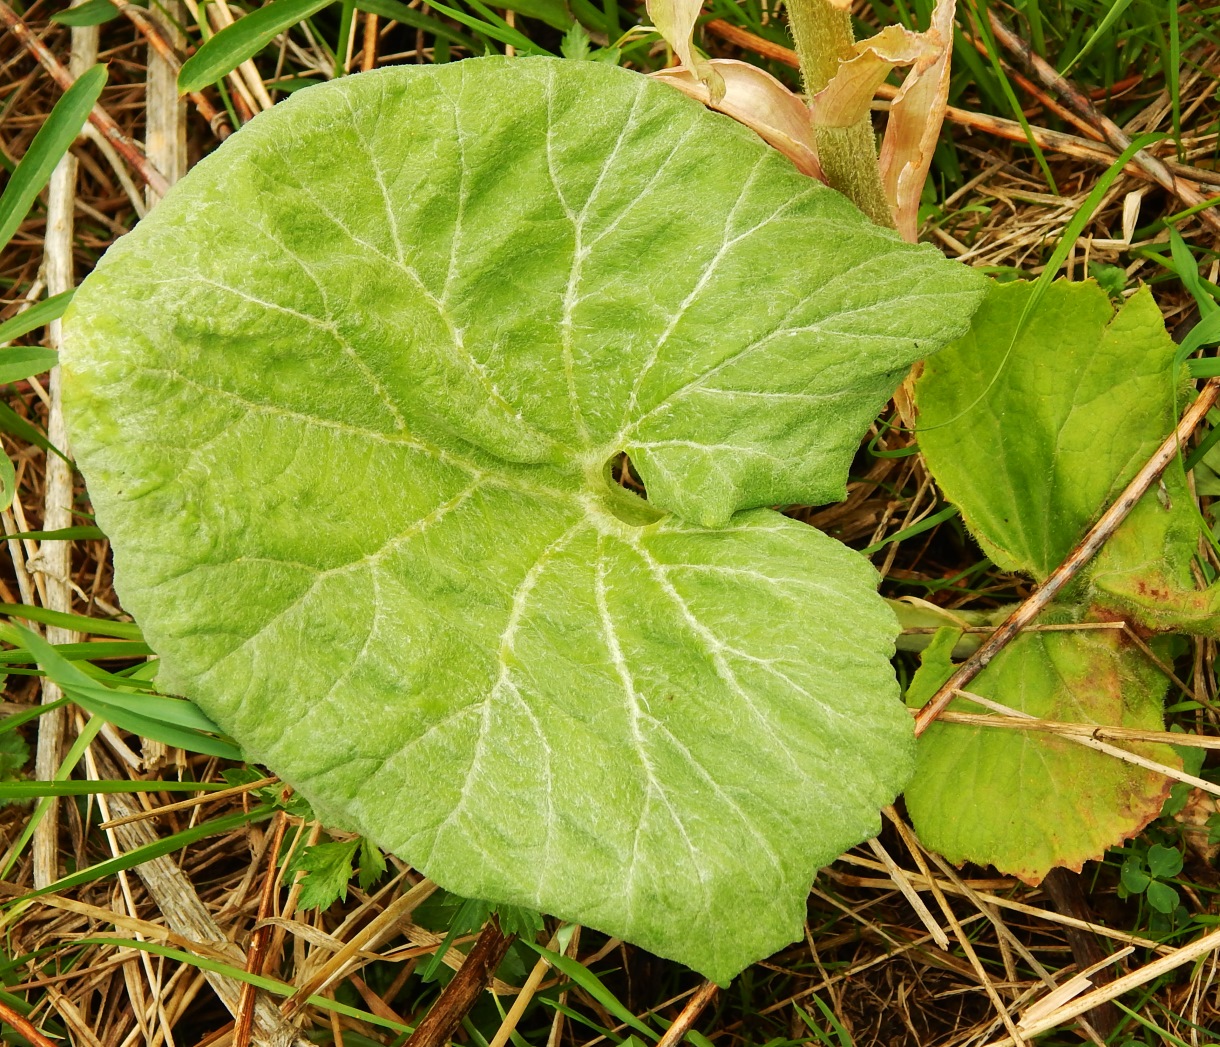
[786,0,895,228]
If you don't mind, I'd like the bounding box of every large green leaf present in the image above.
[917,279,1219,633]
[62,58,984,982]
[904,622,1178,883]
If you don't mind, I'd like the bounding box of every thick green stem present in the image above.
[786,0,895,229]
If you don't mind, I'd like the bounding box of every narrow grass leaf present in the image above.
[7,807,272,904]
[0,65,106,252]
[965,0,1056,193]
[861,505,958,555]
[1168,227,1217,315]
[0,640,152,663]
[354,0,477,47]
[0,401,68,461]
[178,0,336,94]
[426,0,554,53]
[0,291,73,345]
[51,0,120,25]
[1061,0,1134,74]
[0,603,140,639]
[0,347,58,384]
[5,623,241,758]
[0,696,70,735]
[0,456,13,513]
[0,716,102,880]
[0,779,228,800]
[78,937,410,1031]
[0,526,105,541]
[523,943,658,1040]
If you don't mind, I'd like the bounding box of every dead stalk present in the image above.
[915,376,1220,735]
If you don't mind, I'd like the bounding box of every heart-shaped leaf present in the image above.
[62,57,984,982]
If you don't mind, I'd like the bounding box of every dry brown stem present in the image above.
[985,9,1220,235]
[0,1,170,196]
[914,376,1220,735]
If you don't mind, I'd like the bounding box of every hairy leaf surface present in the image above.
[62,57,983,982]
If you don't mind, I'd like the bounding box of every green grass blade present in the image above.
[0,603,141,639]
[426,0,555,54]
[0,696,70,735]
[0,779,229,800]
[0,716,103,880]
[6,806,273,904]
[523,943,658,1040]
[1061,0,1134,74]
[178,0,336,94]
[0,526,105,541]
[51,0,121,25]
[967,0,1057,193]
[4,623,241,759]
[0,290,74,345]
[74,936,411,1032]
[0,401,68,461]
[0,455,13,514]
[355,0,478,48]
[861,505,958,555]
[0,64,106,252]
[1168,227,1217,315]
[0,346,58,384]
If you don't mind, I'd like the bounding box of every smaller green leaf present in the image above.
[494,903,544,940]
[903,625,961,707]
[52,0,121,25]
[1087,262,1126,300]
[289,838,361,909]
[0,65,106,252]
[178,0,335,94]
[357,836,386,891]
[1145,879,1179,914]
[562,22,591,60]
[0,291,74,345]
[0,731,29,781]
[1121,857,1150,894]
[0,347,58,384]
[1146,843,1184,880]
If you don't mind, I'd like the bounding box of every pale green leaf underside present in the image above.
[62,58,983,982]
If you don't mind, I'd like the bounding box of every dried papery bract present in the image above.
[652,60,822,179]
[646,0,724,101]
[649,0,960,240]
[878,0,956,241]
[811,25,939,129]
